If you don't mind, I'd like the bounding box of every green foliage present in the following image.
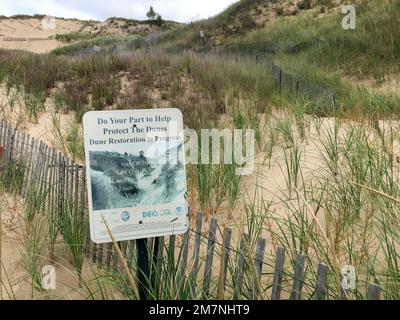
[155,14,164,27]
[146,6,157,21]
[55,32,95,44]
[58,201,89,284]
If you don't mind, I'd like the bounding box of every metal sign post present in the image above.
[136,238,150,300]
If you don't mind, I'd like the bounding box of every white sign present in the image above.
[341,265,357,290]
[342,5,356,30]
[42,265,56,290]
[200,30,205,38]
[41,15,56,30]
[83,109,189,243]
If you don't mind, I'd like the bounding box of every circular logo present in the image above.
[121,211,130,222]
[176,207,183,216]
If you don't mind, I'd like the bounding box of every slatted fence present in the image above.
[0,118,383,300]
[55,35,337,110]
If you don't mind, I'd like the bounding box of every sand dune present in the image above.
[0,17,83,53]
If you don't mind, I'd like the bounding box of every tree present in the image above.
[146,6,156,21]
[155,14,164,26]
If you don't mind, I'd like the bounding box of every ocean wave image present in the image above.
[89,143,185,210]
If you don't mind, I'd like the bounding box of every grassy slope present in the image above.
[241,0,400,81]
[156,0,400,117]
[158,0,399,79]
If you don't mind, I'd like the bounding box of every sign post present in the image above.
[83,108,189,299]
[136,238,149,299]
[200,30,205,45]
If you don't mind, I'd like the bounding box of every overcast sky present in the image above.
[0,0,238,23]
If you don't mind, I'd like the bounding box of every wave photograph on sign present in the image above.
[89,143,185,210]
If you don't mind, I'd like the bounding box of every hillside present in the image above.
[0,15,84,53]
[156,0,345,48]
[157,0,399,88]
[0,15,180,53]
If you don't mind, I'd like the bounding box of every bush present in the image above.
[298,0,313,10]
[238,13,257,32]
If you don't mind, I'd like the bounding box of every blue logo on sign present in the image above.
[121,211,130,222]
[176,207,183,215]
[142,209,174,218]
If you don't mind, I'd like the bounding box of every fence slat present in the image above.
[74,163,79,217]
[271,246,286,300]
[58,153,64,220]
[30,141,42,188]
[112,242,120,269]
[64,157,69,211]
[105,242,113,269]
[11,129,20,193]
[233,233,249,300]
[202,218,218,297]
[177,231,190,297]
[79,166,90,257]
[0,119,4,145]
[21,134,31,196]
[37,144,48,210]
[24,137,36,188]
[189,212,203,299]
[18,132,25,165]
[290,253,306,300]
[5,126,15,188]
[97,241,104,267]
[120,241,128,261]
[48,148,56,218]
[367,284,381,300]
[92,243,98,263]
[252,237,266,300]
[316,263,329,300]
[217,227,232,299]
[69,160,75,213]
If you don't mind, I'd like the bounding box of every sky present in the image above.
[0,0,239,23]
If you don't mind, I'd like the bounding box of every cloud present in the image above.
[0,0,238,22]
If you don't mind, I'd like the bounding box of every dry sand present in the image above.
[0,192,116,300]
[0,53,399,298]
[0,85,76,150]
[0,17,83,53]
